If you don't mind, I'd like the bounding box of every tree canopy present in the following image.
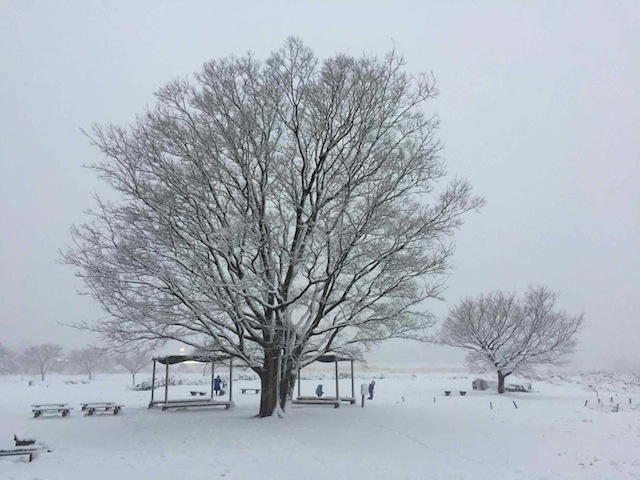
[63,38,482,416]
[437,286,583,392]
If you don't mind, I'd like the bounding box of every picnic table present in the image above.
[31,403,72,418]
[80,402,124,415]
[190,391,207,396]
[160,399,233,411]
[0,447,38,462]
[240,388,260,394]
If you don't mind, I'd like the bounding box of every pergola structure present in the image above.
[293,354,356,407]
[148,355,234,409]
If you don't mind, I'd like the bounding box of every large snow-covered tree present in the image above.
[437,286,584,393]
[62,38,482,417]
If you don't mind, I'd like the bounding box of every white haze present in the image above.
[0,1,638,372]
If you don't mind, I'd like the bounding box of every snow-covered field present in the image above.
[2,367,639,480]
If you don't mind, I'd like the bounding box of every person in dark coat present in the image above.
[368,380,375,400]
[315,384,324,397]
[214,375,222,395]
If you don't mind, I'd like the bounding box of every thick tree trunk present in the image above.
[497,371,510,394]
[257,349,297,418]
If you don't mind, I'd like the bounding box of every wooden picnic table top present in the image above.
[32,406,74,411]
[31,403,68,408]
[1,447,38,453]
[0,448,38,461]
[163,398,218,404]
[80,402,117,407]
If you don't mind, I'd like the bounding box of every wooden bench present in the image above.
[190,391,207,396]
[240,388,260,394]
[505,384,528,392]
[80,402,124,415]
[0,448,37,462]
[160,399,233,411]
[31,404,72,418]
[14,434,36,446]
[296,395,355,405]
[293,397,340,408]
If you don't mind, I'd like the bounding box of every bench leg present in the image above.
[62,410,69,417]
[113,407,120,415]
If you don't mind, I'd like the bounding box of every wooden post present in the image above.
[150,360,156,406]
[584,400,588,407]
[513,400,518,409]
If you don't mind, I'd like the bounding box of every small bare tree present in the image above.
[22,343,63,380]
[69,347,105,380]
[0,343,17,374]
[62,37,482,417]
[437,286,584,393]
[116,346,155,385]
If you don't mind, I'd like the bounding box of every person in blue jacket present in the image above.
[368,380,375,400]
[214,375,223,395]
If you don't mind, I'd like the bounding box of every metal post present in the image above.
[297,369,301,398]
[229,358,233,402]
[164,361,169,404]
[150,360,156,407]
[350,359,355,399]
[211,360,215,398]
[335,359,339,401]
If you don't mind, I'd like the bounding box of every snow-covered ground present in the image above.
[1,367,639,480]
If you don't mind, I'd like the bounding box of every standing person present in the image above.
[368,380,375,400]
[214,375,222,395]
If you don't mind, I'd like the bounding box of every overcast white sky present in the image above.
[1,1,638,370]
